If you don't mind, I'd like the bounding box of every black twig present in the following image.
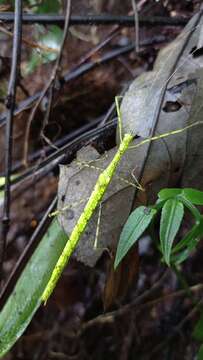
[0,34,167,189]
[4,119,117,194]
[2,116,103,175]
[0,35,167,128]
[23,0,72,166]
[0,0,22,285]
[81,270,170,331]
[40,0,72,149]
[0,12,188,26]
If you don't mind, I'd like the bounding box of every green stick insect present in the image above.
[41,93,203,303]
[41,13,203,303]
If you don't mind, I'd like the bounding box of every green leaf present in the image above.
[114,206,156,269]
[182,188,203,205]
[178,194,202,222]
[0,219,67,358]
[160,199,184,266]
[35,0,60,14]
[158,188,182,200]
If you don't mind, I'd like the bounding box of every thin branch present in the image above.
[0,13,188,26]
[131,0,140,52]
[0,0,22,285]
[81,277,203,335]
[1,116,103,176]
[148,297,203,358]
[23,0,72,166]
[0,28,119,127]
[138,284,203,311]
[0,24,59,54]
[81,270,170,330]
[0,34,167,183]
[0,34,166,129]
[5,119,117,193]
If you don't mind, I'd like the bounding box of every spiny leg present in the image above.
[93,203,116,257]
[115,95,124,144]
[51,154,144,219]
[129,121,203,150]
[94,203,102,250]
[50,198,86,217]
[131,168,145,192]
[76,159,143,191]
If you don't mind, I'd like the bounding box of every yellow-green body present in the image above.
[42,117,203,303]
[42,133,134,302]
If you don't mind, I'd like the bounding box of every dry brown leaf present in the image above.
[57,11,203,306]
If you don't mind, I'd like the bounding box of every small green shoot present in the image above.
[115,187,203,269]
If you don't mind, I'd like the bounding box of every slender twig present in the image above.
[148,297,203,358]
[4,120,117,193]
[131,0,140,52]
[23,0,72,166]
[138,284,203,311]
[81,280,203,333]
[0,13,188,26]
[0,116,104,176]
[0,0,22,286]
[68,27,119,72]
[0,24,59,53]
[81,270,170,330]
[0,35,166,128]
[0,34,167,186]
[0,29,119,127]
[40,0,72,147]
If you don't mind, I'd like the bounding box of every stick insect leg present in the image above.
[93,203,112,257]
[131,169,145,192]
[77,158,144,191]
[94,203,102,250]
[115,95,124,144]
[54,159,144,218]
[129,121,203,150]
[115,96,145,191]
[50,198,86,217]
